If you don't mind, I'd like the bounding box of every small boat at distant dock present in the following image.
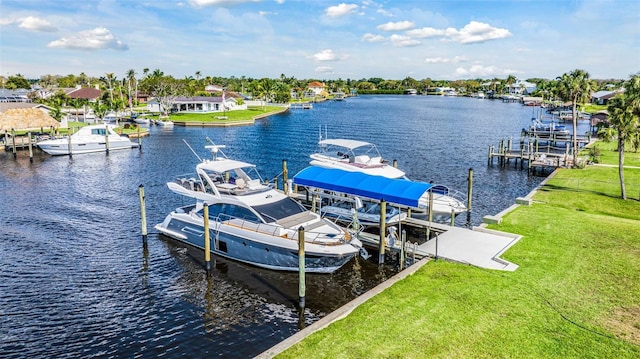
[37,124,139,155]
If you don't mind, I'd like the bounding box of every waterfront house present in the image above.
[0,89,30,103]
[307,81,326,96]
[591,90,622,105]
[146,95,247,114]
[507,80,537,96]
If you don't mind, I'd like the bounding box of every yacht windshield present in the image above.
[253,197,306,222]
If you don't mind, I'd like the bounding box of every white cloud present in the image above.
[17,16,58,32]
[189,0,260,7]
[404,21,511,44]
[389,34,420,47]
[425,56,467,63]
[312,49,337,61]
[449,21,511,44]
[455,64,520,77]
[48,27,129,51]
[362,33,385,42]
[325,3,358,17]
[377,9,392,17]
[377,20,414,31]
[0,16,58,32]
[315,66,334,73]
[405,27,445,38]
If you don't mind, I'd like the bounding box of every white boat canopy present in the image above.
[198,158,255,173]
[318,139,373,150]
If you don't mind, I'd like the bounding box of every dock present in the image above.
[289,102,313,109]
[488,134,593,173]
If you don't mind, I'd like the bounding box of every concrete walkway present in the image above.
[415,225,521,271]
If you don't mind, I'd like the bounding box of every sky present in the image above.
[0,0,639,81]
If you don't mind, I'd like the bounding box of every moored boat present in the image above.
[310,138,406,179]
[155,144,362,273]
[37,124,139,155]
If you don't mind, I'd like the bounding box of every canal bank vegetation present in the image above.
[278,159,640,358]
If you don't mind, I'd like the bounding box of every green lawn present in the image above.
[165,106,286,123]
[585,140,640,168]
[277,165,640,358]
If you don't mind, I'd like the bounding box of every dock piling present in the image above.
[298,226,306,308]
[467,168,473,212]
[204,203,211,272]
[27,132,33,162]
[400,229,406,270]
[138,184,148,244]
[282,159,288,194]
[378,199,386,264]
[11,129,17,159]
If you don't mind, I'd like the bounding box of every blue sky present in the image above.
[1,0,639,81]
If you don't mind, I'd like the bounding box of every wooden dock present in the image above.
[289,103,313,109]
[488,134,593,172]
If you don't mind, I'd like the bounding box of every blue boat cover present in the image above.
[292,166,432,208]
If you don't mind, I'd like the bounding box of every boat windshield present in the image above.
[252,197,307,223]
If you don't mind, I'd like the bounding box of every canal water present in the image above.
[0,96,591,358]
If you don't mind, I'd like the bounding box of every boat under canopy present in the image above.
[293,166,434,208]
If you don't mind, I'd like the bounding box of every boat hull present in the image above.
[155,211,357,273]
[38,138,138,155]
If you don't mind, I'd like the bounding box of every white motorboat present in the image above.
[37,124,139,155]
[156,116,174,127]
[155,144,362,273]
[309,138,466,218]
[310,138,406,179]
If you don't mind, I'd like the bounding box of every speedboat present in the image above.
[37,124,139,155]
[155,144,362,273]
[310,138,406,179]
[527,119,569,136]
[156,116,174,127]
[320,196,407,227]
[309,138,466,218]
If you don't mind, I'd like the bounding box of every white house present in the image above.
[507,80,537,95]
[146,96,246,113]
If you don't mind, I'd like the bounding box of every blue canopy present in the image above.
[292,166,433,208]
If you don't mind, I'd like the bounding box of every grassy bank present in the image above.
[277,150,640,358]
[167,106,285,124]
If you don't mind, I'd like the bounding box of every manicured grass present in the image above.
[585,141,640,167]
[277,165,640,358]
[165,106,285,123]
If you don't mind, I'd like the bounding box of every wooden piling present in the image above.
[27,132,33,162]
[67,129,73,157]
[467,168,473,212]
[400,229,406,270]
[298,226,306,307]
[450,207,455,227]
[138,184,148,243]
[105,126,110,153]
[378,199,386,264]
[393,159,398,168]
[204,203,211,272]
[11,129,17,158]
[426,191,433,239]
[282,159,288,194]
[137,125,142,149]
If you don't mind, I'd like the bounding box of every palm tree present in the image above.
[556,69,595,167]
[125,69,137,113]
[606,95,638,199]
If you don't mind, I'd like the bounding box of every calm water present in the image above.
[0,96,591,358]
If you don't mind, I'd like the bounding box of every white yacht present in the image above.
[37,124,138,155]
[155,145,362,273]
[310,138,406,179]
